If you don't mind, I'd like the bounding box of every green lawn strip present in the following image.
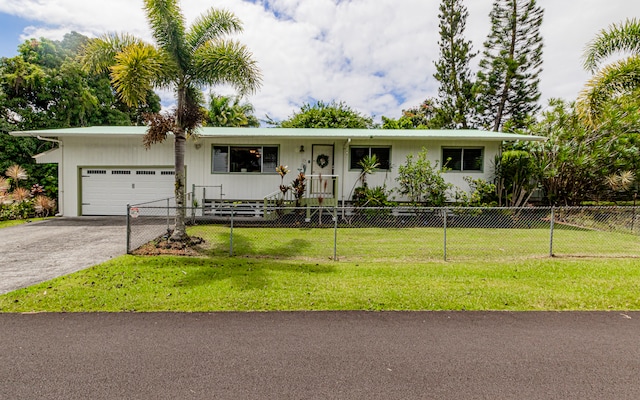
[1,255,639,312]
[0,218,50,229]
[188,225,640,260]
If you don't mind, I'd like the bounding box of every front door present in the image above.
[311,144,334,196]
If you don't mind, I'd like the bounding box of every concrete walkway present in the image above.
[0,217,126,294]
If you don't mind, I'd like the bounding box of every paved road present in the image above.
[0,217,126,294]
[1,311,639,399]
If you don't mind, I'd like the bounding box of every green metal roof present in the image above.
[12,126,546,142]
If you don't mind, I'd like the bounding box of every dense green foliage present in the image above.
[273,100,374,129]
[206,93,260,127]
[526,99,639,205]
[396,148,451,206]
[0,32,161,200]
[474,0,544,132]
[381,98,444,129]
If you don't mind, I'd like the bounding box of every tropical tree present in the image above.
[381,98,444,129]
[81,0,261,240]
[434,0,476,129]
[526,99,640,205]
[474,0,544,132]
[577,18,640,128]
[272,101,374,129]
[207,93,259,127]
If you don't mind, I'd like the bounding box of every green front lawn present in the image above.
[2,255,639,312]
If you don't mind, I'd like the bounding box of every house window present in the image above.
[442,147,483,172]
[350,146,391,170]
[212,145,279,173]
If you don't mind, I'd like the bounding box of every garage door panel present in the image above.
[81,168,175,215]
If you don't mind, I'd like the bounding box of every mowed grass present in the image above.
[1,225,638,312]
[188,225,640,261]
[2,255,640,312]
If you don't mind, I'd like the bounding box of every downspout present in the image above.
[341,138,351,209]
[36,135,63,216]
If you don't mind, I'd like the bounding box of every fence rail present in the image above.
[126,205,640,261]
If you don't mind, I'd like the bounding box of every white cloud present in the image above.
[1,0,639,124]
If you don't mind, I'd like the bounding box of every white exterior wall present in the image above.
[57,135,500,216]
[59,136,174,216]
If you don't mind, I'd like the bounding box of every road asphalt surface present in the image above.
[1,311,639,399]
[0,217,125,295]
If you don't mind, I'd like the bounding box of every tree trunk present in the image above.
[171,86,189,241]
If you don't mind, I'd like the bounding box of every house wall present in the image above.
[58,135,500,216]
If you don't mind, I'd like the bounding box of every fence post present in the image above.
[229,206,234,257]
[549,206,555,257]
[126,203,131,254]
[166,198,171,235]
[333,206,338,261]
[443,207,448,261]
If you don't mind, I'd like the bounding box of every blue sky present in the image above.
[0,12,29,57]
[0,0,638,123]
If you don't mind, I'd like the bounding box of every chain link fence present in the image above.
[126,205,640,261]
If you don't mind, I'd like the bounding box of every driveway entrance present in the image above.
[0,217,125,295]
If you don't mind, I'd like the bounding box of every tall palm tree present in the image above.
[577,18,640,128]
[81,0,261,240]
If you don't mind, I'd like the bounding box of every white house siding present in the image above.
[197,137,500,205]
[54,135,500,216]
[60,136,174,216]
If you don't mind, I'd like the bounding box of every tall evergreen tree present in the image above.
[475,0,544,132]
[433,0,476,129]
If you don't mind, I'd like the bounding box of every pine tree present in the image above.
[475,0,544,132]
[433,0,476,129]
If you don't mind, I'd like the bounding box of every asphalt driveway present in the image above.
[0,217,126,294]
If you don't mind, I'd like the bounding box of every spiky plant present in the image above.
[11,187,31,202]
[34,195,56,216]
[5,164,28,189]
[0,177,9,194]
[606,171,636,192]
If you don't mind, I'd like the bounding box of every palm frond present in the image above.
[583,18,640,72]
[80,33,143,74]
[576,56,640,128]
[110,42,168,107]
[144,0,190,71]
[192,39,262,95]
[187,8,243,51]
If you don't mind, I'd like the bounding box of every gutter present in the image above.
[36,135,64,216]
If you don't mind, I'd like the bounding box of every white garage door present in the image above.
[81,168,175,215]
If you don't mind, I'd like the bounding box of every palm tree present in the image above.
[577,18,640,128]
[81,0,261,240]
[207,93,260,127]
